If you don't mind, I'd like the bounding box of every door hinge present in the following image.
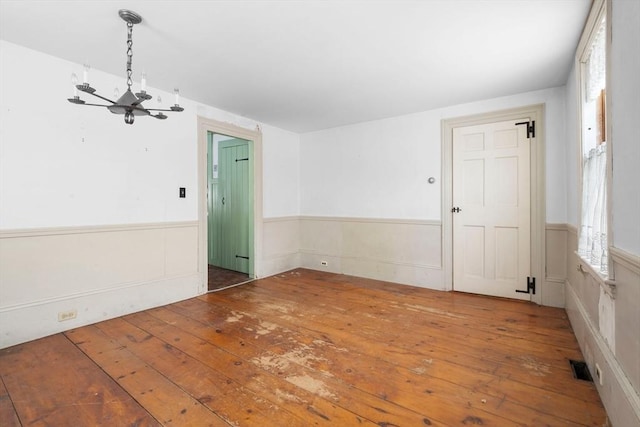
[516,276,536,295]
[515,120,535,138]
[236,255,250,260]
[235,158,249,162]
[451,207,461,213]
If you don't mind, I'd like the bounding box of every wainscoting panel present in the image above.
[261,217,300,278]
[543,223,568,307]
[565,224,640,427]
[610,247,640,403]
[545,224,568,282]
[299,217,444,289]
[165,225,199,277]
[0,222,201,348]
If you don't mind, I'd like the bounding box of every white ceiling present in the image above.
[0,0,590,133]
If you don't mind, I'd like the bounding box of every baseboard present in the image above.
[0,273,200,349]
[565,282,640,427]
[300,250,445,290]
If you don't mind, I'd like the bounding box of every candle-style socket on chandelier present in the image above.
[67,9,184,124]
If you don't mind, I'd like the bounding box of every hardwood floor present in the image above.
[208,265,251,291]
[0,269,607,426]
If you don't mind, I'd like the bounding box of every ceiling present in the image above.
[0,0,590,133]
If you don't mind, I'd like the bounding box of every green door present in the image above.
[207,135,253,275]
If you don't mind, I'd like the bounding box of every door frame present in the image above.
[441,104,545,305]
[197,117,263,293]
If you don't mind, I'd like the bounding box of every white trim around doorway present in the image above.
[197,117,264,293]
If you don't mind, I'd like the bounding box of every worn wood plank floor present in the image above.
[208,265,250,291]
[0,269,607,426]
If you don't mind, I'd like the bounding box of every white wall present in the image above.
[609,0,640,255]
[261,125,300,218]
[0,40,300,348]
[0,40,300,229]
[300,86,567,223]
[0,41,197,228]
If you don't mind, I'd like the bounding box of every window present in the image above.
[577,2,609,276]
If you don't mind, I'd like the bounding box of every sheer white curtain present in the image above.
[578,16,608,275]
[578,145,608,273]
[586,21,606,103]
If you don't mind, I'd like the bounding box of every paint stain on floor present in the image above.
[397,303,467,319]
[225,311,244,323]
[519,355,551,377]
[285,374,339,401]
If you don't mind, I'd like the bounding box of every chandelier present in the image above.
[67,9,183,124]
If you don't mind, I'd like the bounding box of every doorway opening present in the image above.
[197,117,263,295]
[206,132,254,291]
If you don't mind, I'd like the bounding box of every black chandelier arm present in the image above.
[132,106,152,114]
[79,89,117,105]
[80,102,115,108]
[146,107,184,112]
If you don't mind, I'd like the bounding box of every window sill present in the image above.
[575,251,616,298]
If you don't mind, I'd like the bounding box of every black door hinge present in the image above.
[516,276,536,294]
[236,255,250,260]
[515,120,535,138]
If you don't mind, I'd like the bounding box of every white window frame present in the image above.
[575,0,614,286]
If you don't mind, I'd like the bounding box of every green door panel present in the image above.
[207,134,253,275]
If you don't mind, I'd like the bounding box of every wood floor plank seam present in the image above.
[125,309,380,426]
[152,300,515,427]
[0,375,22,427]
[113,315,318,425]
[0,268,607,426]
[59,332,164,427]
[66,325,233,426]
[205,288,568,382]
[218,282,584,372]
[278,277,576,335]
[155,303,471,427]
[244,280,572,350]
[207,296,597,407]
[200,290,600,421]
[198,278,604,424]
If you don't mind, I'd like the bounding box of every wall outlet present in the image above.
[595,363,603,386]
[58,309,77,322]
[321,260,328,266]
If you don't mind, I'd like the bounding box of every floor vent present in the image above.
[569,360,593,382]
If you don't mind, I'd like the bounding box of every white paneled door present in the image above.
[452,119,531,301]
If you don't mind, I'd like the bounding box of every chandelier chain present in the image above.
[126,22,133,89]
